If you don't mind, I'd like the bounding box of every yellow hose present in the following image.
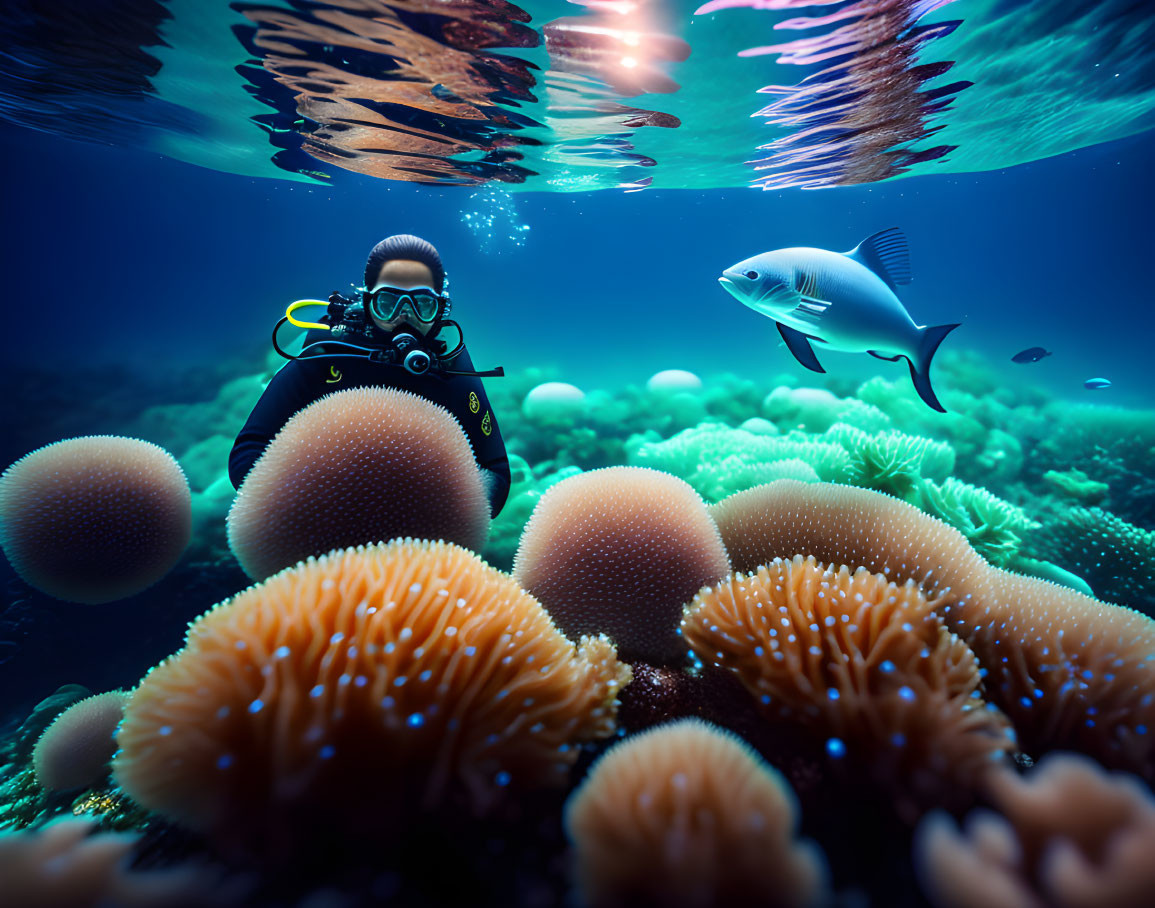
[285,299,332,331]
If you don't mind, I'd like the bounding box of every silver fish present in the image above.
[719,227,959,412]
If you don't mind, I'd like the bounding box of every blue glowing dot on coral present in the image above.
[880,660,896,673]
[826,737,846,759]
[407,713,424,728]
[158,725,172,736]
[495,771,512,787]
[898,686,915,701]
[891,733,906,748]
[1137,725,1148,735]
[320,745,336,759]
[274,645,290,659]
[217,754,234,770]
[827,689,840,701]
[248,698,265,714]
[1020,696,1033,709]
[310,685,324,698]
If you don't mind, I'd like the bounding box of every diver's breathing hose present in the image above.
[271,298,504,377]
[285,299,332,331]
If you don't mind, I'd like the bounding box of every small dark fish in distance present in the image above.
[1085,377,1112,390]
[1012,346,1051,363]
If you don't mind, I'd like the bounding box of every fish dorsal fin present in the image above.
[846,227,912,290]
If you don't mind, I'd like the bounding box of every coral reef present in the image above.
[512,467,730,664]
[113,540,629,853]
[3,352,1154,906]
[564,718,828,908]
[916,754,1155,908]
[227,387,490,580]
[0,436,190,603]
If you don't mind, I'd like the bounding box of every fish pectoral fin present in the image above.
[868,349,903,362]
[777,323,826,373]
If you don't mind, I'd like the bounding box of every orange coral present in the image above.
[565,718,827,908]
[514,467,730,664]
[916,754,1155,908]
[0,436,190,603]
[682,555,1014,819]
[227,387,490,580]
[113,539,629,840]
[942,569,1155,780]
[709,480,1155,781]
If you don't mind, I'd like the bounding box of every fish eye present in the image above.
[744,270,758,279]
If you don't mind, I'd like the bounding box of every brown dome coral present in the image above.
[0,436,191,603]
[564,718,828,908]
[32,690,129,791]
[113,539,629,842]
[513,467,730,664]
[709,479,984,600]
[916,754,1155,908]
[682,555,1014,819]
[227,387,491,580]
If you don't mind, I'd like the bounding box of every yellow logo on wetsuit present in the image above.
[468,391,480,413]
[326,365,343,384]
[481,411,492,436]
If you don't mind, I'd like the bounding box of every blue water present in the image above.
[3,122,1152,406]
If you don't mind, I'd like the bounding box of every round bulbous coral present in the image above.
[227,387,490,580]
[113,539,630,841]
[0,436,190,604]
[565,718,828,908]
[32,690,129,791]
[513,466,730,665]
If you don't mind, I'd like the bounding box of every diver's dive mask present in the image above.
[366,285,442,324]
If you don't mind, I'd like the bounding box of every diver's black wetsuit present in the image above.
[228,342,511,516]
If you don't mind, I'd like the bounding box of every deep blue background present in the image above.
[3,123,1153,406]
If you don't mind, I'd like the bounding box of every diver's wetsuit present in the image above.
[228,342,511,516]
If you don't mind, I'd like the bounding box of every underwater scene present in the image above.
[1,0,1154,905]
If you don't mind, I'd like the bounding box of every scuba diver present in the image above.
[229,234,511,516]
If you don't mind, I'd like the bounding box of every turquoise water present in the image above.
[1,2,1153,906]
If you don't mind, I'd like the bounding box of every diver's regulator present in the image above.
[271,278,503,379]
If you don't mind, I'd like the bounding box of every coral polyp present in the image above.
[113,539,629,843]
[683,555,1014,819]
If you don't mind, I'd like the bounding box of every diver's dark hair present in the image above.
[364,234,445,292]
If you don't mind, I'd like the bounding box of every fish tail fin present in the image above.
[904,323,960,412]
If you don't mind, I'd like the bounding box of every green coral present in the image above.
[1030,508,1155,614]
[1043,468,1110,504]
[824,424,955,499]
[914,477,1040,567]
[626,423,848,502]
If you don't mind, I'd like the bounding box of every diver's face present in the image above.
[369,259,438,336]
